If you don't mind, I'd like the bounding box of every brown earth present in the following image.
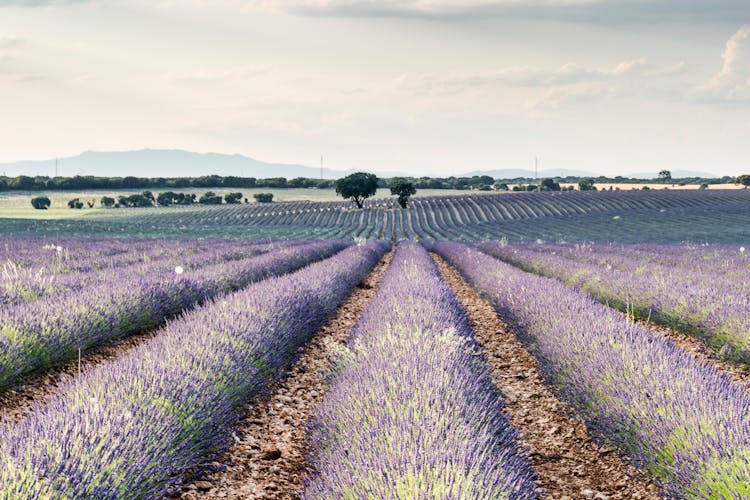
[173,252,392,499]
[432,254,661,500]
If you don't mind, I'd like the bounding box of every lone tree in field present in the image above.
[335,172,378,209]
[578,178,596,191]
[389,178,416,208]
[736,174,750,188]
[30,196,51,210]
[658,170,672,183]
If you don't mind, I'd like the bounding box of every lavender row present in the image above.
[0,238,292,305]
[0,240,348,392]
[304,242,536,499]
[0,241,387,498]
[434,242,750,498]
[524,242,749,283]
[478,242,750,362]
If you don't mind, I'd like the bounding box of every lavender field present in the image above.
[2,189,749,243]
[1,190,749,498]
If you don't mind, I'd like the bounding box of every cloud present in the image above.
[0,34,25,49]
[394,58,650,96]
[0,72,43,83]
[698,25,750,102]
[171,65,270,84]
[279,0,750,23]
[0,0,90,6]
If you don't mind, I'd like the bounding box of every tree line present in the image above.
[30,191,275,210]
[7,172,743,193]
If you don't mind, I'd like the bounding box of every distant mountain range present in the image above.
[0,149,362,180]
[0,149,719,180]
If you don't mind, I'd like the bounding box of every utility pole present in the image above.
[55,158,58,177]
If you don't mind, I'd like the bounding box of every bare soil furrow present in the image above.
[175,252,392,499]
[433,254,660,500]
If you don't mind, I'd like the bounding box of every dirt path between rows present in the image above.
[432,254,660,500]
[0,329,161,424]
[174,252,392,500]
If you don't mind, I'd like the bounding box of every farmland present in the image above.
[2,188,749,242]
[1,188,750,498]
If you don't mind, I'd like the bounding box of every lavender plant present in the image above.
[434,242,750,498]
[0,240,348,392]
[0,241,388,498]
[477,242,750,362]
[304,242,536,499]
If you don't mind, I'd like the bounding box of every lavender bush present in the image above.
[304,242,536,499]
[0,241,387,498]
[477,242,750,362]
[434,242,750,498]
[0,240,348,392]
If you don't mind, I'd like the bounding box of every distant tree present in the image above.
[525,184,538,192]
[128,192,155,207]
[494,182,509,191]
[389,178,416,208]
[641,186,651,190]
[157,191,177,206]
[100,196,115,207]
[253,193,274,203]
[736,175,750,188]
[86,199,95,208]
[141,190,155,204]
[199,191,222,205]
[67,198,83,209]
[224,192,243,204]
[175,193,196,205]
[157,191,195,206]
[116,192,155,207]
[658,170,672,183]
[540,178,561,191]
[699,183,709,190]
[335,172,378,209]
[578,178,596,191]
[512,185,524,192]
[30,196,51,210]
[477,184,492,191]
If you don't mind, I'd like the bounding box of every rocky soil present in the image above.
[174,252,392,499]
[433,254,661,500]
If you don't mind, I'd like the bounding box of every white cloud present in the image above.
[0,72,43,83]
[394,58,650,96]
[701,25,750,101]
[171,65,271,84]
[0,34,26,49]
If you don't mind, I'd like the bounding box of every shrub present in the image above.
[67,198,83,209]
[30,196,51,210]
[224,192,243,204]
[253,193,274,203]
[199,191,222,205]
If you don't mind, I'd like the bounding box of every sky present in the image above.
[0,0,748,177]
